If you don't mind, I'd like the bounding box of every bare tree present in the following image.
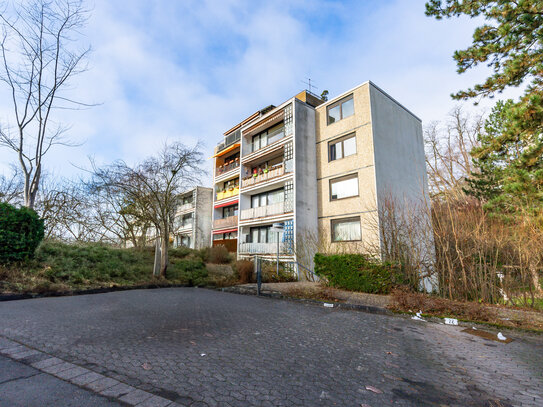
[0,0,90,209]
[424,106,484,199]
[0,165,23,203]
[90,142,204,277]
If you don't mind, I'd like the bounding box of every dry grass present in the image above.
[390,288,543,331]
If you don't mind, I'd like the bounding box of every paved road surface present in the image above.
[0,288,542,406]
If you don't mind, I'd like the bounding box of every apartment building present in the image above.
[211,81,431,272]
[173,186,213,250]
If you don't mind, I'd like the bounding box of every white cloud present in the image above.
[0,0,525,185]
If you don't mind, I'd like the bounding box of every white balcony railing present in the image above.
[176,221,193,231]
[177,202,194,213]
[240,201,286,220]
[239,242,287,254]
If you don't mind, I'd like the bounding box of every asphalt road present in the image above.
[0,287,542,406]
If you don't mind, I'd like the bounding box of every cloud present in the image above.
[0,0,524,184]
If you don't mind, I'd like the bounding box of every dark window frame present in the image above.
[330,216,362,242]
[328,133,357,162]
[329,173,359,201]
[327,94,354,125]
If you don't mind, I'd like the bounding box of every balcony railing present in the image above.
[176,221,193,231]
[215,160,240,177]
[216,130,241,154]
[216,186,239,201]
[240,201,287,220]
[213,215,238,229]
[176,202,194,213]
[242,161,291,188]
[239,242,287,255]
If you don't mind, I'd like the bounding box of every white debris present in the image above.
[200,353,206,357]
[323,303,334,308]
[497,332,507,341]
[411,311,426,321]
[444,318,458,325]
[472,327,477,330]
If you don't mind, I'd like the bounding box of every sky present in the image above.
[0,0,523,184]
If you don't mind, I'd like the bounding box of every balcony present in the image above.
[241,161,291,188]
[240,201,288,221]
[216,186,239,201]
[176,202,194,213]
[213,215,238,230]
[216,130,241,154]
[239,242,287,255]
[250,126,285,154]
[176,221,193,231]
[215,160,240,177]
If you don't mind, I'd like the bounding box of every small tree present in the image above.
[0,0,91,209]
[90,142,203,277]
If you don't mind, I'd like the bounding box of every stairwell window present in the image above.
[329,134,356,161]
[327,95,354,125]
[331,217,361,242]
[330,174,359,200]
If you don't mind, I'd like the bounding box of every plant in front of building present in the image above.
[0,202,44,263]
[314,253,404,294]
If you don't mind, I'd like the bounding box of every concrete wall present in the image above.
[314,83,380,254]
[194,187,213,249]
[293,99,318,269]
[369,82,435,290]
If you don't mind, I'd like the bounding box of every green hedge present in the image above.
[166,259,208,286]
[0,202,44,263]
[314,253,403,294]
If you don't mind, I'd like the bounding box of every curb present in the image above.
[219,286,392,316]
[0,283,192,302]
[0,335,183,406]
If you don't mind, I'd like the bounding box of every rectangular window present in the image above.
[330,174,359,200]
[249,226,275,243]
[251,122,285,152]
[223,204,238,218]
[329,134,356,161]
[327,95,354,124]
[331,217,361,242]
[250,188,284,208]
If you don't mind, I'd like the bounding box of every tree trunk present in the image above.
[160,233,169,277]
[153,237,161,277]
[529,264,542,294]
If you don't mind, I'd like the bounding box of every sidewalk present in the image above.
[0,354,122,407]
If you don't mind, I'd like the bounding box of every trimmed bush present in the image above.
[314,253,403,294]
[166,259,208,286]
[0,202,44,263]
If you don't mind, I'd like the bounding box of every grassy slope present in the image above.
[0,242,209,294]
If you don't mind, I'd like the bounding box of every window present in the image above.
[181,213,193,227]
[331,217,361,242]
[249,226,278,243]
[327,95,354,124]
[329,134,356,161]
[223,204,238,218]
[251,188,284,208]
[181,194,193,205]
[177,235,192,247]
[214,231,237,240]
[251,122,285,152]
[330,174,359,200]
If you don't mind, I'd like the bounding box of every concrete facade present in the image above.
[173,186,213,250]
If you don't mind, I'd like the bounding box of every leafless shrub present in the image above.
[234,260,254,284]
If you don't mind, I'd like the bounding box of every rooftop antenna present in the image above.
[301,78,317,94]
